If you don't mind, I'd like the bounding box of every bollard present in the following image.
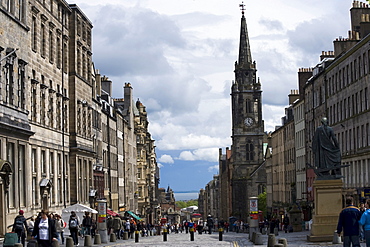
[66,237,74,247]
[163,228,168,241]
[278,238,288,247]
[27,239,38,247]
[333,231,342,244]
[190,227,194,241]
[255,232,263,245]
[274,244,284,247]
[123,231,128,240]
[109,232,116,242]
[52,239,60,247]
[267,234,276,247]
[135,230,139,243]
[94,234,101,245]
[219,228,223,241]
[251,231,257,243]
[84,235,92,246]
[14,244,22,247]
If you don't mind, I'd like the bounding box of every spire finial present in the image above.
[239,2,245,15]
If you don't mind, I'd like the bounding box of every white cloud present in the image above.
[70,0,352,190]
[157,163,164,169]
[178,151,195,161]
[158,154,174,164]
[208,165,219,173]
[177,148,219,162]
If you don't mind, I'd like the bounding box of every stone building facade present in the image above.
[135,98,159,224]
[265,0,370,222]
[305,1,370,203]
[0,0,159,235]
[218,147,232,222]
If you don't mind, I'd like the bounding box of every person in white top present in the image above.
[31,210,58,247]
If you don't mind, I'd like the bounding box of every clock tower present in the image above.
[230,3,265,220]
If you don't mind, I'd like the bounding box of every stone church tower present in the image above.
[230,4,265,220]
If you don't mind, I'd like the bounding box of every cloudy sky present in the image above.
[71,0,351,197]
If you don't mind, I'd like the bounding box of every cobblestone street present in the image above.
[16,230,365,247]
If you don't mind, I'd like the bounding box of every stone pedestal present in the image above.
[307,179,343,242]
[289,204,302,232]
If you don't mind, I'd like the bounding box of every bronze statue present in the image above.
[312,117,342,179]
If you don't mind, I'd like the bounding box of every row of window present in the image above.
[77,158,93,204]
[328,87,368,124]
[337,123,370,153]
[30,70,68,130]
[31,11,91,80]
[343,159,370,187]
[0,138,69,210]
[77,105,92,137]
[2,0,25,22]
[328,50,370,96]
[0,52,26,108]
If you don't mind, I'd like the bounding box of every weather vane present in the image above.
[239,2,245,14]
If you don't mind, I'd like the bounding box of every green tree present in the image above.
[176,199,198,209]
[258,191,267,217]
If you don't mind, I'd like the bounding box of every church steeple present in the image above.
[237,2,252,68]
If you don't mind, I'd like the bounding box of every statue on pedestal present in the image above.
[312,117,343,179]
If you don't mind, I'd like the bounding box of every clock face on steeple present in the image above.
[244,117,254,126]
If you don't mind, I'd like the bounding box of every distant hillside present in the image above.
[176,199,198,208]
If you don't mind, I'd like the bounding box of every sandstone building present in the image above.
[0,0,159,235]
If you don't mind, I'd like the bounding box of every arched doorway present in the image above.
[0,160,13,236]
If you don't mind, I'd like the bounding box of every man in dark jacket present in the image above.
[12,210,28,246]
[337,197,361,247]
[31,210,58,247]
[82,212,92,236]
[206,215,214,234]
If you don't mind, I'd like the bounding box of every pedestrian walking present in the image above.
[359,198,370,247]
[12,209,28,246]
[55,214,65,244]
[336,197,361,247]
[360,202,366,242]
[206,215,214,234]
[91,218,97,238]
[28,216,35,236]
[224,222,229,232]
[107,215,113,235]
[82,212,92,235]
[69,211,80,245]
[283,214,290,233]
[31,210,58,247]
[112,215,122,239]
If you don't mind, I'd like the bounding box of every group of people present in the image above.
[336,197,370,247]
[11,209,96,247]
[67,211,96,246]
[106,215,147,239]
[12,209,60,247]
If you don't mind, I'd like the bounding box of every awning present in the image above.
[107,209,119,216]
[126,211,142,221]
